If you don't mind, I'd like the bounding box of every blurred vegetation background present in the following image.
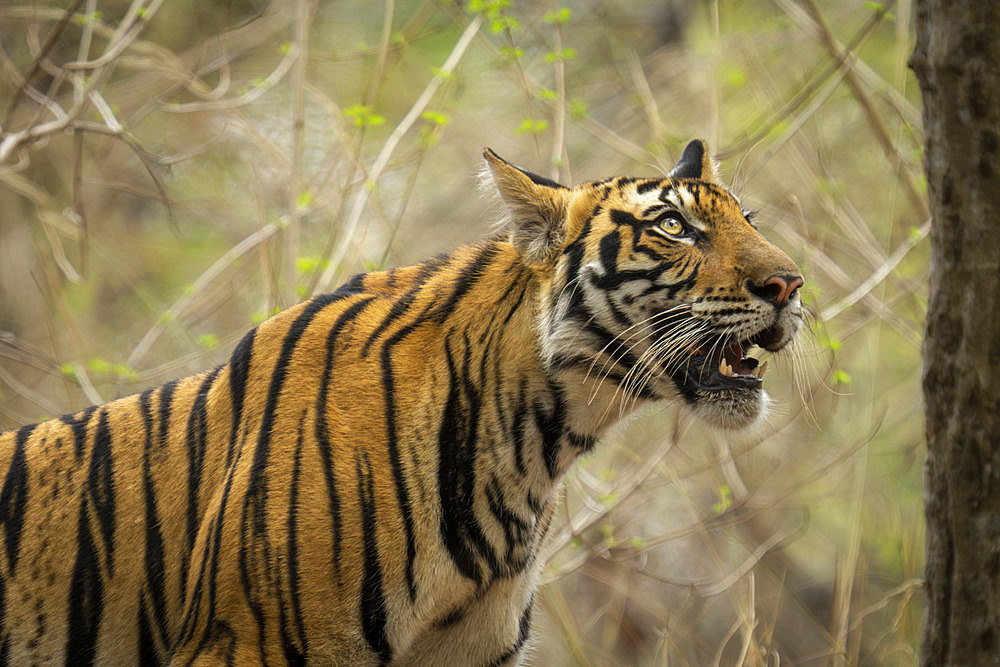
[0,0,926,664]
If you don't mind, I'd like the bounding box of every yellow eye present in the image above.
[657,216,684,236]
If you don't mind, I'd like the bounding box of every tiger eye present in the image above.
[658,216,684,236]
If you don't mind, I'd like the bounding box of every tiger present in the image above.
[0,139,803,665]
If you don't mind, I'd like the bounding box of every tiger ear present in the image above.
[668,139,717,181]
[482,148,570,266]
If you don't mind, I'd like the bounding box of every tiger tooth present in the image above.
[758,361,768,378]
[719,358,729,376]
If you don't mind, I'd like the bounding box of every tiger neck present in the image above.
[440,245,646,507]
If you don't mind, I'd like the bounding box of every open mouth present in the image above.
[679,323,785,393]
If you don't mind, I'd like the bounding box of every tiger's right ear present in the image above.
[482,148,570,267]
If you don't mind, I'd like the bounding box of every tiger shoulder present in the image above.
[0,140,803,665]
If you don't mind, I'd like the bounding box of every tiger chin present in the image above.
[0,140,802,665]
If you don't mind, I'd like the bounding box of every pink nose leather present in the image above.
[763,275,803,306]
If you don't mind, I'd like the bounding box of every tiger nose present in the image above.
[748,274,803,307]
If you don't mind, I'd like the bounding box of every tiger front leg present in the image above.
[399,576,537,667]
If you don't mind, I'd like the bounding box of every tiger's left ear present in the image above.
[482,148,570,266]
[668,139,718,182]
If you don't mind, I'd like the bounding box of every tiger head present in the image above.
[484,140,803,430]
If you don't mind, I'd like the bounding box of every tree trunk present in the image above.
[910,2,1000,664]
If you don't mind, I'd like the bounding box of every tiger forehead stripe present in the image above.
[657,186,707,231]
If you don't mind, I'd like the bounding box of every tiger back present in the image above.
[0,140,803,665]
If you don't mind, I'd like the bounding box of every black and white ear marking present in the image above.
[668,139,716,181]
[482,148,570,266]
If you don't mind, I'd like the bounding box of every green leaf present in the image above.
[113,363,138,381]
[544,7,572,24]
[863,1,893,18]
[490,16,520,33]
[430,67,454,81]
[344,104,385,128]
[833,369,852,385]
[196,333,219,350]
[295,190,314,210]
[723,66,747,87]
[421,110,451,126]
[515,118,548,135]
[569,98,589,118]
[820,334,842,352]
[468,0,510,17]
[87,358,111,374]
[712,483,733,514]
[599,523,616,548]
[545,48,577,63]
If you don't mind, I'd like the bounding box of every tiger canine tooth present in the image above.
[719,358,731,376]
[757,361,768,378]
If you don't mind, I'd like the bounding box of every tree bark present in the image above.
[910,2,1000,664]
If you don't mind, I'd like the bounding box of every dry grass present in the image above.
[0,0,925,664]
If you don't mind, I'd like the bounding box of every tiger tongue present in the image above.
[722,342,756,376]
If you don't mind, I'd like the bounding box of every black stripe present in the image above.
[427,243,503,323]
[483,477,533,571]
[361,260,444,356]
[315,297,375,575]
[499,275,530,329]
[664,261,699,300]
[183,367,222,598]
[582,320,642,370]
[60,405,97,459]
[66,411,108,665]
[142,410,170,654]
[157,379,179,448]
[179,456,238,651]
[66,516,102,666]
[225,328,257,470]
[380,324,421,601]
[599,229,621,275]
[510,381,529,476]
[283,413,309,663]
[533,385,566,479]
[336,272,366,296]
[357,453,392,663]
[377,243,504,601]
[487,596,535,667]
[90,410,116,573]
[591,263,672,291]
[636,179,662,195]
[178,338,256,648]
[138,388,156,445]
[567,432,596,451]
[137,595,160,666]
[437,334,500,583]
[0,424,33,570]
[603,292,633,330]
[241,293,345,658]
[609,207,651,236]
